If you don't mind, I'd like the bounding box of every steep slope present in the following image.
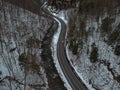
[66,0,120,90]
[0,1,52,90]
[0,0,69,90]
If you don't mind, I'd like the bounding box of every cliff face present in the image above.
[66,0,120,89]
[0,1,52,90]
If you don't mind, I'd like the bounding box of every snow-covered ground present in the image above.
[0,1,52,90]
[66,12,120,90]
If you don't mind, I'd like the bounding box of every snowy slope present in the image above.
[0,1,52,90]
[66,10,120,90]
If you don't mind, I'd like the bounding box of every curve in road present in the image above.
[3,0,88,89]
[54,16,88,90]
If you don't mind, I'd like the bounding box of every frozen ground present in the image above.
[66,13,120,90]
[0,1,52,90]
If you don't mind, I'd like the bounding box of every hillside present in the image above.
[66,0,120,89]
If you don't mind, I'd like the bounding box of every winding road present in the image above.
[41,8,88,89]
[3,0,88,90]
[54,16,88,90]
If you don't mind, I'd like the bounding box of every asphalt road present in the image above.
[54,16,88,90]
[3,0,88,89]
